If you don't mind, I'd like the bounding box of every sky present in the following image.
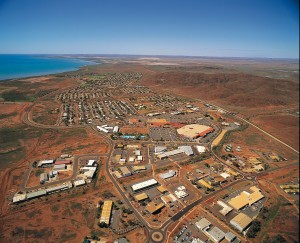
[0,0,298,58]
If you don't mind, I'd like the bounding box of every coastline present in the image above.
[0,55,100,82]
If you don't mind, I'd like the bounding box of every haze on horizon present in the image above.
[0,0,299,58]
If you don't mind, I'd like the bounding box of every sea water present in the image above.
[0,54,96,81]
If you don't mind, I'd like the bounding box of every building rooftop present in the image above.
[195,218,211,230]
[131,179,158,192]
[160,170,176,180]
[157,185,168,193]
[134,193,148,201]
[177,124,213,139]
[206,227,225,243]
[145,201,165,214]
[100,201,113,225]
[230,213,252,232]
[228,186,264,210]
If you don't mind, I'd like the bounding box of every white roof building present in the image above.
[135,150,141,156]
[113,126,119,133]
[220,172,231,179]
[13,194,27,203]
[131,179,158,192]
[205,227,225,243]
[88,160,95,166]
[196,146,206,153]
[195,218,211,230]
[178,146,194,156]
[154,146,167,154]
[160,170,176,180]
[129,157,135,162]
[74,179,86,187]
[174,190,188,199]
[137,156,143,161]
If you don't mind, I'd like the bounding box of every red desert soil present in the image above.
[142,71,299,114]
[251,114,299,150]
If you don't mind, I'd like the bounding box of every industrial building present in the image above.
[160,170,176,180]
[134,193,148,202]
[156,145,193,160]
[53,164,66,171]
[131,179,158,192]
[145,201,165,214]
[198,179,213,190]
[37,159,54,167]
[119,166,131,177]
[217,201,233,216]
[225,231,237,242]
[154,146,167,154]
[157,185,168,194]
[230,213,253,232]
[132,165,146,173]
[228,186,264,211]
[204,227,225,243]
[40,173,48,184]
[174,186,188,199]
[74,179,86,187]
[27,190,47,199]
[46,182,72,194]
[113,126,119,133]
[55,159,72,165]
[80,166,97,179]
[161,193,177,205]
[87,160,96,166]
[177,124,214,139]
[196,146,206,153]
[12,194,27,203]
[195,218,211,230]
[100,201,113,225]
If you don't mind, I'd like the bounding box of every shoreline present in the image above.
[0,56,100,82]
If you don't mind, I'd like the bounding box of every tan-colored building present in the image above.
[157,185,168,193]
[228,186,264,211]
[230,213,252,232]
[100,201,113,225]
[198,179,213,189]
[177,124,214,139]
[145,202,165,214]
[134,193,148,202]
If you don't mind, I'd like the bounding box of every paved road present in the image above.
[20,95,298,242]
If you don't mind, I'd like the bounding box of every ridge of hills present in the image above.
[142,71,299,109]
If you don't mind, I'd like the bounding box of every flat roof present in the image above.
[198,179,213,189]
[195,218,211,230]
[160,170,176,179]
[100,201,113,225]
[161,193,177,204]
[177,124,213,139]
[131,179,158,191]
[132,165,146,171]
[206,227,225,243]
[230,213,252,231]
[228,186,264,210]
[120,166,131,175]
[157,185,168,193]
[145,201,165,214]
[134,193,148,201]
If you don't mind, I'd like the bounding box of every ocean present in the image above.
[0,54,96,81]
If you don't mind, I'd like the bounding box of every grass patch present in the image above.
[35,169,44,177]
[60,231,77,242]
[71,202,83,210]
[50,205,60,213]
[1,90,35,102]
[0,112,17,120]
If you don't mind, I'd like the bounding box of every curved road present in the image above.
[21,97,299,242]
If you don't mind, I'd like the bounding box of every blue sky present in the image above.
[0,0,298,58]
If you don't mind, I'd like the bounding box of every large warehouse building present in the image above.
[131,179,158,192]
[177,124,214,139]
[100,200,113,225]
[230,213,253,232]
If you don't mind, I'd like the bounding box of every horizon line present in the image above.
[0,53,299,60]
